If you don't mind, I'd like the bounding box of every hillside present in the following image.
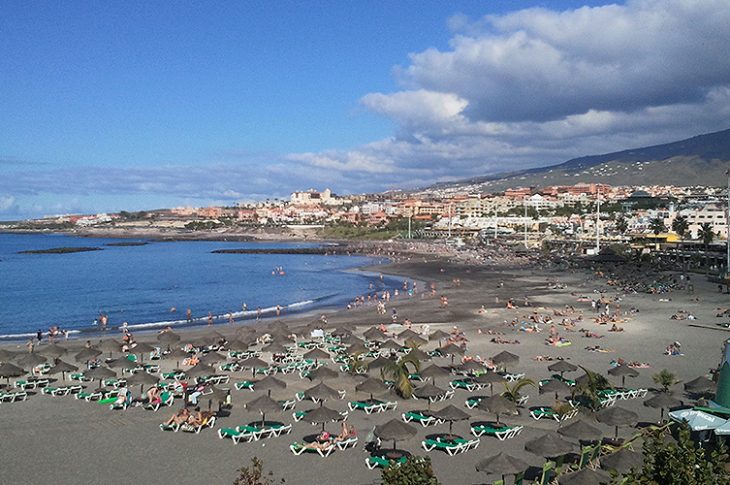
[434,128,730,192]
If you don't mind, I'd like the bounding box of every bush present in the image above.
[233,457,284,485]
[382,456,440,485]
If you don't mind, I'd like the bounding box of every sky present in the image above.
[2,0,730,219]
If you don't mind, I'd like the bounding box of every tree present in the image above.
[572,366,611,410]
[615,216,629,236]
[698,222,715,275]
[652,369,680,393]
[649,217,666,236]
[619,424,730,484]
[671,215,689,240]
[233,457,284,485]
[500,378,536,403]
[382,351,421,399]
[382,456,440,485]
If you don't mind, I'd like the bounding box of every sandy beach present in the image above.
[1,251,727,485]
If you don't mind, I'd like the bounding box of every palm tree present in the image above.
[671,215,689,240]
[381,352,421,398]
[698,222,715,275]
[500,378,535,404]
[649,217,666,237]
[347,351,368,375]
[615,216,628,236]
[572,366,611,411]
[652,369,680,393]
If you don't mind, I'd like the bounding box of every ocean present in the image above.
[0,233,398,340]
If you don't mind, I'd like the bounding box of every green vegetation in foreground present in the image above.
[18,247,103,254]
[382,456,440,485]
[233,457,283,485]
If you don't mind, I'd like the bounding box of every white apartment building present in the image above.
[680,204,729,239]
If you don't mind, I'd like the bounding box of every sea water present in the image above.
[0,233,398,340]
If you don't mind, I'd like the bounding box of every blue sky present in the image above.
[2,0,729,219]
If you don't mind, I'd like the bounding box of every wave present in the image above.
[0,329,81,340]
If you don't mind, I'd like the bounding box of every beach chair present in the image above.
[365,455,407,470]
[402,411,443,427]
[1,391,27,402]
[289,441,336,457]
[145,392,174,411]
[279,399,296,410]
[450,437,480,452]
[530,407,557,420]
[471,423,523,441]
[421,438,464,455]
[267,423,292,437]
[70,372,92,382]
[180,415,216,433]
[465,396,485,409]
[450,379,480,392]
[42,386,70,397]
[218,425,262,444]
[234,380,255,391]
[335,436,358,450]
[159,423,181,432]
[536,462,555,485]
[383,400,398,411]
[348,400,385,414]
[76,390,104,402]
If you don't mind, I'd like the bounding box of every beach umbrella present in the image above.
[607,365,639,387]
[434,404,470,434]
[397,329,422,341]
[355,377,390,400]
[131,342,156,362]
[476,452,530,484]
[0,362,25,384]
[227,339,250,352]
[477,395,517,424]
[262,341,289,354]
[74,347,102,363]
[459,360,487,375]
[97,339,122,358]
[47,360,78,382]
[304,405,345,431]
[16,353,47,375]
[548,361,578,376]
[246,395,282,428]
[126,371,159,395]
[429,330,450,346]
[204,385,229,411]
[379,340,402,352]
[186,364,214,382]
[684,376,715,394]
[413,383,447,408]
[39,343,68,359]
[347,343,368,355]
[307,366,339,381]
[558,468,610,485]
[474,372,505,396]
[558,420,602,442]
[420,364,450,384]
[303,382,340,402]
[331,326,352,337]
[600,448,643,474]
[367,356,393,372]
[363,327,384,341]
[374,419,417,450]
[644,392,682,421]
[0,348,18,362]
[668,409,726,431]
[165,348,191,369]
[341,334,365,346]
[406,348,431,362]
[525,433,575,457]
[439,343,464,356]
[198,351,226,366]
[239,357,270,378]
[107,357,138,372]
[157,331,181,351]
[596,406,639,439]
[540,379,571,400]
[253,375,286,396]
[492,351,519,369]
[85,366,116,389]
[303,348,330,363]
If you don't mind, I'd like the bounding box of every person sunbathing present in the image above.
[147,386,161,404]
[186,408,205,427]
[609,324,624,332]
[164,408,190,426]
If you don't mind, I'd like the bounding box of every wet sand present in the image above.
[1,257,727,485]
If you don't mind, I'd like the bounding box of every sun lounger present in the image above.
[76,390,104,401]
[365,454,407,470]
[218,425,262,444]
[14,379,49,390]
[421,438,465,456]
[348,400,393,414]
[499,372,526,382]
[471,423,523,440]
[264,422,292,437]
[42,385,82,397]
[450,437,480,452]
[335,436,358,450]
[279,399,296,410]
[234,380,255,391]
[450,379,481,392]
[402,411,443,427]
[0,391,28,402]
[159,423,181,432]
[70,372,92,382]
[161,371,185,380]
[465,396,486,409]
[180,415,216,433]
[289,441,336,457]
[530,406,577,422]
[145,392,174,411]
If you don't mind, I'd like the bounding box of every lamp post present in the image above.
[596,185,601,253]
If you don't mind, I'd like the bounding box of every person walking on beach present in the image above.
[276,305,282,317]
[207,312,213,326]
[186,308,193,323]
[228,313,234,325]
[36,329,42,343]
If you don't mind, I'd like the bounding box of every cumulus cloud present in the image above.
[286,0,730,185]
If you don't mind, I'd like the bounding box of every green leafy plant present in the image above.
[500,378,536,403]
[649,217,666,236]
[382,456,440,485]
[233,457,284,485]
[572,366,611,410]
[671,215,689,240]
[382,351,421,399]
[652,369,680,393]
[618,424,730,484]
[698,222,715,275]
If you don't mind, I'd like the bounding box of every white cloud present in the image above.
[286,0,730,185]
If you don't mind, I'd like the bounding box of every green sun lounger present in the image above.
[365,455,407,470]
[421,438,464,455]
[471,423,523,440]
[402,411,442,427]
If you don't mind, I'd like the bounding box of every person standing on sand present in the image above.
[256,307,262,320]
[26,339,34,353]
[276,305,282,317]
[228,313,234,325]
[186,308,192,323]
[207,312,213,326]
